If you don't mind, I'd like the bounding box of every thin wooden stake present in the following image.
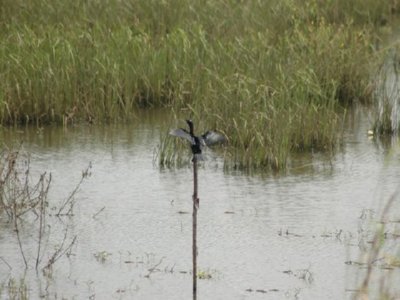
[192,155,199,294]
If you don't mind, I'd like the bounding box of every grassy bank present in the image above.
[1,0,398,169]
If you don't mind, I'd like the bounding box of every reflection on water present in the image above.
[0,108,399,299]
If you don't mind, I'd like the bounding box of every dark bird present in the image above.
[169,119,226,156]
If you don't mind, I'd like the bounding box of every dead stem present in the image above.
[0,256,12,271]
[43,231,77,271]
[360,185,400,295]
[13,201,27,268]
[92,206,105,219]
[144,257,165,278]
[56,162,92,216]
[0,148,89,272]
[36,173,51,270]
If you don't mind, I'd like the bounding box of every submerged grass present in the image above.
[0,278,28,300]
[1,0,399,169]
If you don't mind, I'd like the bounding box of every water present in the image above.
[0,108,399,299]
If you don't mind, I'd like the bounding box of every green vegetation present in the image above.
[1,0,398,169]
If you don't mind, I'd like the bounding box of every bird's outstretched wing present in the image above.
[169,128,194,144]
[201,131,226,146]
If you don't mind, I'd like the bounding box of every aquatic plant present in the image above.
[0,148,89,271]
[155,129,190,168]
[1,0,398,169]
[356,187,400,299]
[1,278,28,300]
[373,49,400,135]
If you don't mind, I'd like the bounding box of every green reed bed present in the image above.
[0,0,398,169]
[159,20,380,169]
[1,26,171,124]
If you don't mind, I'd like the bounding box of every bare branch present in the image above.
[56,163,92,216]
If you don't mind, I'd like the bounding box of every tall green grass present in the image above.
[0,0,398,169]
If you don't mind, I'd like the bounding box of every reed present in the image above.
[372,48,400,135]
[158,20,373,170]
[1,0,398,169]
[356,187,400,299]
[155,129,191,168]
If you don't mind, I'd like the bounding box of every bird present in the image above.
[169,119,226,157]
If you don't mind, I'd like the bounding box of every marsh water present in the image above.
[1,108,400,300]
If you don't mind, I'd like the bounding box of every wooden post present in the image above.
[192,155,199,294]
